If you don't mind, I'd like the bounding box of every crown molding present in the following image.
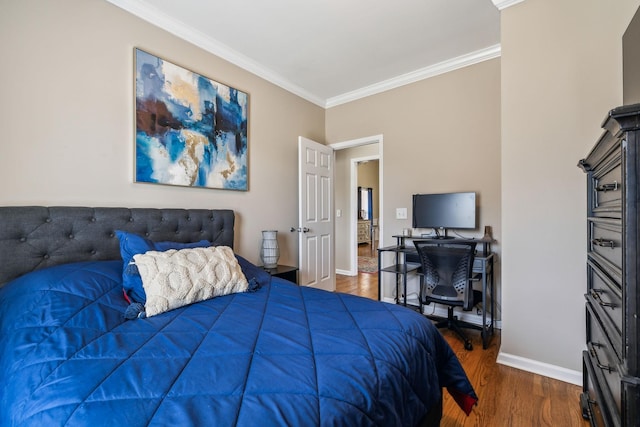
[491,0,526,10]
[325,44,501,108]
[105,0,326,107]
[107,0,502,109]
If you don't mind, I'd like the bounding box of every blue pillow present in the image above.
[115,230,210,303]
[234,254,271,291]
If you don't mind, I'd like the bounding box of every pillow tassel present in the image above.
[247,277,260,292]
[124,302,146,320]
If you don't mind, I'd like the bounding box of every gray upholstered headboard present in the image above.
[0,206,235,286]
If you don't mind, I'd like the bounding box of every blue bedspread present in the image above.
[0,260,476,426]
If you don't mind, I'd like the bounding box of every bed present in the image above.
[0,206,477,426]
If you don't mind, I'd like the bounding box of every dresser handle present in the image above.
[589,342,614,373]
[590,289,616,309]
[591,238,616,248]
[595,181,618,192]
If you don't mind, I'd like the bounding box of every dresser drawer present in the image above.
[586,303,622,421]
[582,351,610,427]
[587,260,623,351]
[590,146,622,218]
[588,218,622,277]
[357,222,370,243]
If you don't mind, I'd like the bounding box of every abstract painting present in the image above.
[135,48,248,190]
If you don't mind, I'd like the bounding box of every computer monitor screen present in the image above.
[412,192,477,230]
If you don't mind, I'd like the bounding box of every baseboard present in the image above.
[496,352,582,386]
[422,305,503,329]
[335,268,356,276]
[380,297,580,386]
[380,297,503,329]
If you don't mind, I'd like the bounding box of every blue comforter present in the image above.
[0,260,476,426]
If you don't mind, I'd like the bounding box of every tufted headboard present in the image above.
[0,206,235,287]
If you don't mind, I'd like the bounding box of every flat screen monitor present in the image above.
[412,192,477,230]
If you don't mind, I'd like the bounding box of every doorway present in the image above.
[330,135,383,276]
[356,161,379,258]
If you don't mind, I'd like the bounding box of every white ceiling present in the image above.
[107,0,513,107]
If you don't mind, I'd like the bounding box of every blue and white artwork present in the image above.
[135,48,248,190]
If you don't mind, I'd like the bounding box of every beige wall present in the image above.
[0,0,325,265]
[327,59,501,246]
[327,59,502,317]
[500,0,640,374]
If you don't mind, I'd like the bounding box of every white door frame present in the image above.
[329,134,383,276]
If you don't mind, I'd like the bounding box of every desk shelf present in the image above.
[378,236,495,349]
[379,262,421,274]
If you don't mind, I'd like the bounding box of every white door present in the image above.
[297,136,334,291]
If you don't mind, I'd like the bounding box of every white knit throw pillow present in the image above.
[133,246,248,317]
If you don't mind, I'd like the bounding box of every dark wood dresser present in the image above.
[578,104,640,426]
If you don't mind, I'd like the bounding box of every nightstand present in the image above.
[262,264,299,284]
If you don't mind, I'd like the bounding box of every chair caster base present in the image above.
[464,341,473,351]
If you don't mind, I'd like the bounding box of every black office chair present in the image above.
[414,241,482,350]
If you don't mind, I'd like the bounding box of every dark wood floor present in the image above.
[335,243,589,427]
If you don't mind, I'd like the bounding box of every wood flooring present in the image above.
[335,243,590,426]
